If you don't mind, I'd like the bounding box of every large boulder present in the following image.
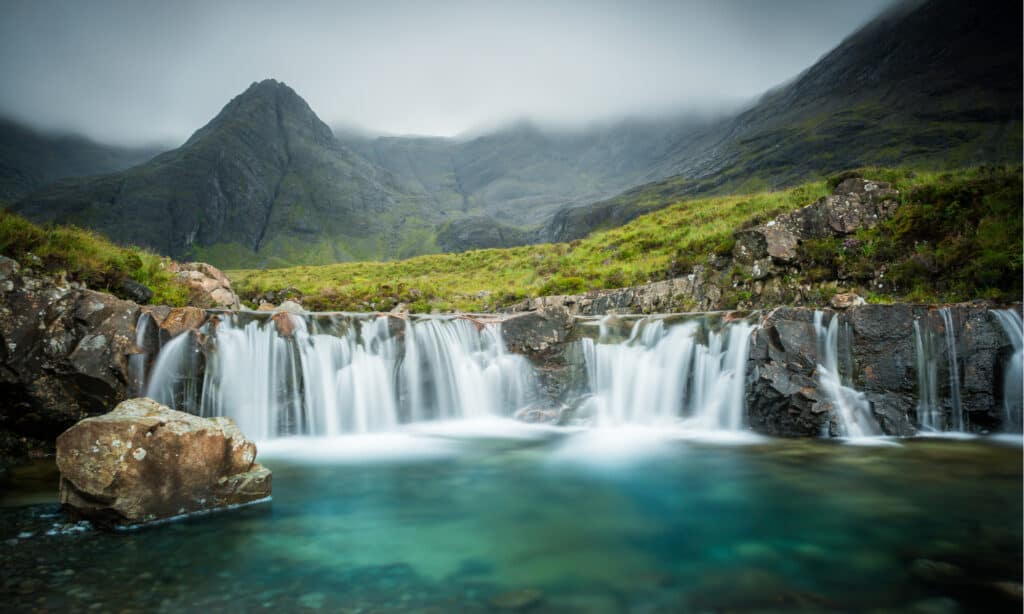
[56,398,271,527]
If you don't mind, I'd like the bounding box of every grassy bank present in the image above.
[230,166,1022,312]
[0,208,189,305]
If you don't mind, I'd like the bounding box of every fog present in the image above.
[0,0,893,145]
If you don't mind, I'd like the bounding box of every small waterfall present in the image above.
[579,316,754,429]
[145,313,537,439]
[913,309,967,432]
[129,312,153,397]
[939,308,964,431]
[992,309,1023,432]
[813,311,881,438]
[913,318,941,430]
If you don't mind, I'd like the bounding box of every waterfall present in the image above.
[129,312,153,397]
[913,309,967,432]
[913,318,941,430]
[939,308,964,431]
[579,316,754,429]
[992,309,1023,432]
[813,311,881,438]
[145,313,537,439]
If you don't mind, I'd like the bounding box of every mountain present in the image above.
[0,119,163,201]
[15,80,436,267]
[12,0,1021,266]
[543,0,1022,242]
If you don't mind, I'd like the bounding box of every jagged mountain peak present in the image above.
[185,78,334,150]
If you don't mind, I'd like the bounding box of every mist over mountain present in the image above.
[6,0,1021,266]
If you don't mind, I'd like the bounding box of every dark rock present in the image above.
[0,263,141,458]
[57,398,270,527]
[115,278,153,304]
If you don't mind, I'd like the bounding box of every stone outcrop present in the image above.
[745,303,1018,436]
[171,262,241,310]
[506,179,902,317]
[0,256,140,459]
[734,178,899,265]
[56,398,271,527]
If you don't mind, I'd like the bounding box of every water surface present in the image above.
[2,425,1021,612]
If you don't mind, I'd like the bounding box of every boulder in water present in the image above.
[56,397,271,527]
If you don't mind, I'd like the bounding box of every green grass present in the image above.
[229,180,832,312]
[231,165,1021,312]
[0,208,189,306]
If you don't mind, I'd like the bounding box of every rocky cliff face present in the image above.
[0,257,139,461]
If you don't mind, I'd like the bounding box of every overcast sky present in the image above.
[0,0,894,146]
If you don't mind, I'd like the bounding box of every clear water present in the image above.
[3,426,1021,612]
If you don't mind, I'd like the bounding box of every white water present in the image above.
[146,314,537,439]
[813,311,881,438]
[912,308,966,432]
[992,309,1023,432]
[939,308,964,431]
[128,312,152,397]
[579,316,754,429]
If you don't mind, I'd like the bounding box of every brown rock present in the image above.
[273,312,297,338]
[56,398,271,527]
[159,306,207,338]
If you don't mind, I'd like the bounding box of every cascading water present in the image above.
[992,309,1023,432]
[144,313,537,439]
[813,311,881,438]
[129,312,153,397]
[912,309,966,432]
[939,308,964,431]
[579,316,754,429]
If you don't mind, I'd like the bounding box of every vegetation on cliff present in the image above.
[0,208,188,305]
[231,166,1021,312]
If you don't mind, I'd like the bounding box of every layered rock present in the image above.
[734,178,899,265]
[746,304,1019,436]
[56,398,271,527]
[0,256,139,459]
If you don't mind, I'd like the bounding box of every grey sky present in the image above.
[0,0,894,145]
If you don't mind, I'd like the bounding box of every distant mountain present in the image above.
[545,0,1022,242]
[0,119,163,201]
[15,80,436,267]
[12,0,1021,265]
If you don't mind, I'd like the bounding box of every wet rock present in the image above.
[0,265,141,457]
[275,300,304,314]
[115,278,153,304]
[56,398,271,527]
[489,588,543,610]
[158,306,207,339]
[272,312,297,338]
[910,558,965,584]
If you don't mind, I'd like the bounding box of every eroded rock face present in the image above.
[0,257,140,458]
[734,179,899,265]
[56,398,271,527]
[746,303,1019,436]
[171,262,241,310]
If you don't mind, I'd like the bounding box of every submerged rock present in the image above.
[56,398,271,527]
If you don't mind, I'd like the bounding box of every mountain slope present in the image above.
[545,0,1023,242]
[0,119,163,201]
[15,80,433,267]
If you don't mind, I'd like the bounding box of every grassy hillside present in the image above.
[230,166,1022,312]
[0,208,188,305]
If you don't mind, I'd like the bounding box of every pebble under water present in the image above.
[2,426,1022,613]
